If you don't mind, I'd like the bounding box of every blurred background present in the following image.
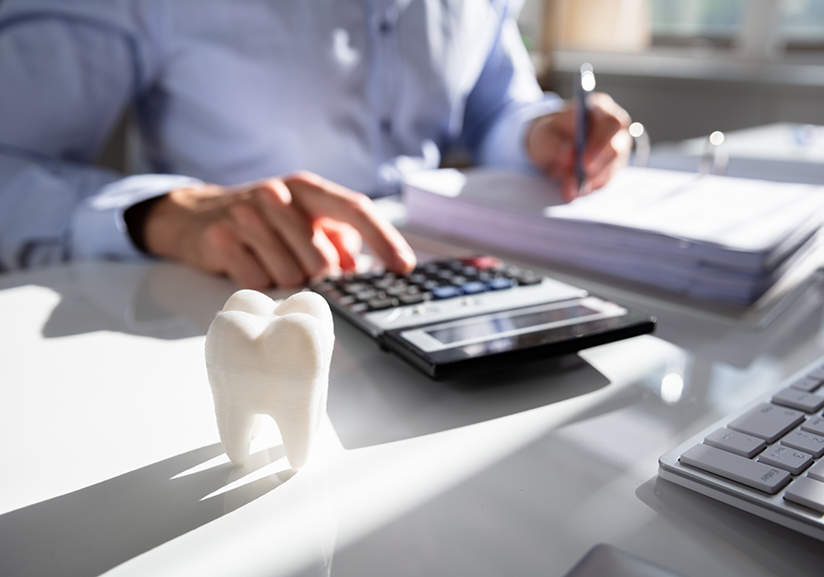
[518,0,824,144]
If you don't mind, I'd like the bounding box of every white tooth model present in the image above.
[205,290,334,470]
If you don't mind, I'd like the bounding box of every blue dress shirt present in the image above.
[0,0,561,270]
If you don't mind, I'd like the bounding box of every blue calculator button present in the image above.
[461,281,488,294]
[487,278,513,290]
[431,285,462,300]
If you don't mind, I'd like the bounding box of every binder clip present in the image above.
[629,122,649,168]
[699,131,729,176]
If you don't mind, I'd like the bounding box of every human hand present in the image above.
[141,171,416,290]
[526,92,632,202]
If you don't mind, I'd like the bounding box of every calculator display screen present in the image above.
[424,304,597,345]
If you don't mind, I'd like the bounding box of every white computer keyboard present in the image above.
[659,356,824,541]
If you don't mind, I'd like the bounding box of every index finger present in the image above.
[282,172,416,273]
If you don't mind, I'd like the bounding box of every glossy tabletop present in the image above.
[3,231,824,577]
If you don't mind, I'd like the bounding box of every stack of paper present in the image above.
[402,167,824,306]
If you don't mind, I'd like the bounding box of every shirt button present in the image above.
[379,20,392,34]
[380,118,392,133]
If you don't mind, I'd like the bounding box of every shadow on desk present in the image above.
[328,318,614,449]
[0,443,293,577]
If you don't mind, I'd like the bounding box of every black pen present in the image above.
[574,63,595,197]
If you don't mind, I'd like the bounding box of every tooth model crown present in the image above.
[205,290,334,469]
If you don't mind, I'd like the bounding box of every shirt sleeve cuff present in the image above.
[477,94,564,172]
[70,174,203,261]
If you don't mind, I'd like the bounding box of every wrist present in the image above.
[124,195,167,254]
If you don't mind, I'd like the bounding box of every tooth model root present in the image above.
[205,290,334,469]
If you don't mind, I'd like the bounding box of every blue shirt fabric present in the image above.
[0,0,561,271]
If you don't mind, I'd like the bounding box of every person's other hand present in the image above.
[141,171,416,289]
[526,92,632,202]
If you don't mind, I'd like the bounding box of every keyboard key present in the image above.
[784,477,824,513]
[704,428,766,458]
[758,443,813,475]
[728,403,805,443]
[431,285,462,300]
[790,376,822,392]
[809,366,824,381]
[772,387,824,413]
[680,444,790,494]
[801,415,824,436]
[806,460,824,483]
[781,429,824,458]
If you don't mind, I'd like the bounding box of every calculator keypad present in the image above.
[312,256,545,313]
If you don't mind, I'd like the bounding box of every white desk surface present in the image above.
[3,239,824,576]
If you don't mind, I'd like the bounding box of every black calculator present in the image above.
[310,256,656,378]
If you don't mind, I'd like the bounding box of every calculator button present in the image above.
[784,477,824,513]
[431,286,462,300]
[809,366,824,381]
[367,297,397,311]
[728,403,805,443]
[436,269,455,280]
[680,444,790,494]
[337,295,357,306]
[516,271,543,285]
[373,278,396,290]
[780,429,824,458]
[349,302,369,314]
[398,293,425,305]
[704,428,766,458]
[464,256,502,269]
[355,289,378,302]
[341,282,369,295]
[386,284,408,296]
[758,443,813,475]
[422,279,441,290]
[771,387,824,413]
[460,281,488,295]
[801,415,824,436]
[487,278,513,291]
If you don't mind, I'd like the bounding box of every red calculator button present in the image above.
[463,256,502,270]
